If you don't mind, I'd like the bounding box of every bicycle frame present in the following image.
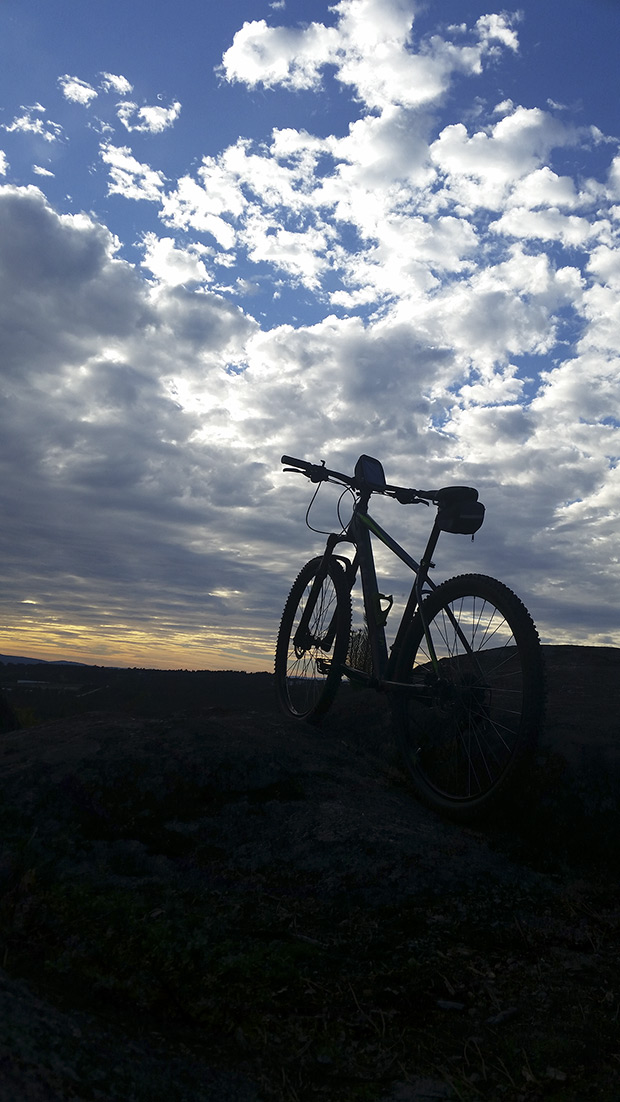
[294,488,445,692]
[278,454,545,819]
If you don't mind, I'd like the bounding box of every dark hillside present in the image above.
[0,663,274,728]
[0,645,619,1101]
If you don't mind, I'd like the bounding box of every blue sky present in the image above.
[1,0,619,669]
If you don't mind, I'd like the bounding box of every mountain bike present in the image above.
[274,453,545,821]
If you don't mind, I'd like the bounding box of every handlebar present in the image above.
[281,454,435,505]
[281,454,352,485]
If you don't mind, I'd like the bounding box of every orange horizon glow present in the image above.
[2,620,619,674]
[0,624,273,672]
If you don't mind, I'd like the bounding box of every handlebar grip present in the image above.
[281,454,310,470]
[281,455,330,483]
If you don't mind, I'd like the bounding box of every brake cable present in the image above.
[304,475,355,537]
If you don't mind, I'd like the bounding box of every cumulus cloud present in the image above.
[429,107,577,212]
[0,185,151,377]
[100,72,133,95]
[58,75,98,105]
[508,166,580,210]
[221,1,520,111]
[490,206,595,246]
[0,184,266,666]
[2,105,63,142]
[141,233,211,286]
[474,12,520,52]
[100,143,167,201]
[220,18,339,91]
[160,155,247,250]
[116,99,182,134]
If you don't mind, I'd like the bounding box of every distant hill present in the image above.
[0,654,87,666]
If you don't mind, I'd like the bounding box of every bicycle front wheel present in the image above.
[275,556,352,721]
[393,574,544,820]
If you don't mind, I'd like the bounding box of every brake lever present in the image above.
[309,461,328,483]
[283,461,328,484]
[392,488,428,506]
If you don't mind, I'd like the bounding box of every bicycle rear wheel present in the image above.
[275,556,352,721]
[393,573,544,820]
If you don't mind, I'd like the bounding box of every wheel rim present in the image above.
[284,573,339,716]
[404,594,526,802]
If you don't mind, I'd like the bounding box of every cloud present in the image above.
[58,75,98,105]
[0,151,7,175]
[474,12,520,52]
[0,184,267,666]
[2,7,620,663]
[508,166,581,209]
[140,233,211,286]
[241,216,334,289]
[220,18,340,91]
[0,185,151,378]
[430,106,575,212]
[100,72,134,96]
[168,25,597,328]
[490,206,595,246]
[100,143,167,201]
[151,88,598,337]
[2,171,619,661]
[160,156,247,250]
[2,105,63,143]
[116,99,181,134]
[221,1,520,111]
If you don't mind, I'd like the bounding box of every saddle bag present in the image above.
[436,486,485,535]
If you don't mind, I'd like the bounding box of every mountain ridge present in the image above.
[0,654,87,666]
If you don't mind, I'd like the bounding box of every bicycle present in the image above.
[274,453,545,821]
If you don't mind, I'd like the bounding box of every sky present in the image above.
[0,0,619,671]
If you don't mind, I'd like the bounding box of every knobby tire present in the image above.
[393,573,545,821]
[275,556,352,721]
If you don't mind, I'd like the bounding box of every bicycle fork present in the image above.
[292,534,348,658]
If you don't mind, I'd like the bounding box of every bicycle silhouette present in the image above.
[275,454,545,821]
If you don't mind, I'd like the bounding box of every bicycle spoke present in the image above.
[395,574,544,818]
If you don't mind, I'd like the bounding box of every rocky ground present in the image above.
[0,645,619,1101]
